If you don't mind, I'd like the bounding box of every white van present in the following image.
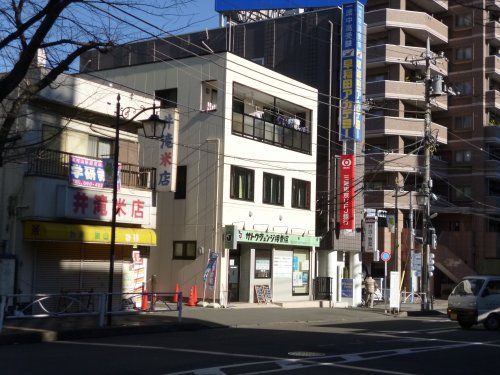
[448,275,500,330]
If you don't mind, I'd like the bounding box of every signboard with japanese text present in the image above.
[215,0,367,11]
[157,108,179,192]
[341,278,353,298]
[56,186,152,225]
[204,251,219,289]
[339,154,355,230]
[224,226,320,247]
[364,216,378,253]
[69,155,121,189]
[339,1,364,142]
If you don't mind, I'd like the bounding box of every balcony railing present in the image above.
[26,148,156,190]
[232,112,311,154]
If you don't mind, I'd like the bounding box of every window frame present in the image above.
[254,249,272,279]
[263,173,284,206]
[455,46,473,62]
[292,249,310,296]
[172,241,197,260]
[174,165,187,200]
[455,14,473,29]
[291,178,311,209]
[230,165,255,201]
[454,116,473,130]
[455,150,472,164]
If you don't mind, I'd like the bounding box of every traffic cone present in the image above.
[193,285,198,305]
[187,286,196,306]
[141,289,149,311]
[173,283,180,303]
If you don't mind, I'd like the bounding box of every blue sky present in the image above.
[167,0,220,34]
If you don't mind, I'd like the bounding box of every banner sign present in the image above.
[56,186,152,225]
[204,251,219,289]
[339,154,355,230]
[390,271,401,309]
[215,0,367,11]
[339,1,364,142]
[224,226,320,247]
[157,108,179,192]
[69,155,121,189]
[341,278,353,298]
[364,216,378,253]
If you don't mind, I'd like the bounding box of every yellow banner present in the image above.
[24,221,156,246]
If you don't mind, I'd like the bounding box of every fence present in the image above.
[0,291,182,333]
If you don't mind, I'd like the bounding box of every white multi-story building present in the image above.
[0,72,158,301]
[98,52,320,305]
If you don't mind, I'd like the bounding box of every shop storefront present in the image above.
[23,221,156,297]
[224,226,319,303]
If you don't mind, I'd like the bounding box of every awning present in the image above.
[23,221,157,246]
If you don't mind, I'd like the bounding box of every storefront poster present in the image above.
[341,278,353,298]
[293,256,299,271]
[293,271,303,287]
[255,259,270,272]
[122,251,147,309]
[273,255,292,277]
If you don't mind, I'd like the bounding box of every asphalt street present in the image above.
[1,308,498,375]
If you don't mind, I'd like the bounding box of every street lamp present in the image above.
[107,94,167,325]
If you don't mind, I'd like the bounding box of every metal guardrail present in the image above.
[0,291,182,333]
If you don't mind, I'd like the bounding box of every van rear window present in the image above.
[451,279,485,296]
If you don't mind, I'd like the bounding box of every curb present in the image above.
[0,322,217,346]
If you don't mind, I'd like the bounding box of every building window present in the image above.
[455,47,472,61]
[488,216,500,232]
[454,186,472,200]
[230,166,254,201]
[449,221,461,231]
[292,178,310,209]
[455,150,472,163]
[489,179,500,196]
[455,81,472,96]
[366,73,387,82]
[173,241,196,260]
[292,249,310,295]
[88,135,113,159]
[455,14,473,28]
[156,88,177,108]
[174,165,187,199]
[201,81,217,111]
[255,249,272,278]
[454,116,473,130]
[263,173,284,206]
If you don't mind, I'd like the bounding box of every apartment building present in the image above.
[0,71,158,304]
[363,0,449,283]
[431,0,500,294]
[95,52,323,305]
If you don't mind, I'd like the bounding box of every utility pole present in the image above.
[421,36,432,312]
[393,178,400,274]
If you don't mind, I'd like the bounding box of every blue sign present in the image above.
[341,278,353,298]
[339,2,364,142]
[215,0,366,11]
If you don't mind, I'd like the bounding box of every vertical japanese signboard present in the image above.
[157,108,179,192]
[364,216,378,253]
[340,1,364,142]
[339,154,355,230]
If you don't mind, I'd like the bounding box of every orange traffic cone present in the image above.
[173,283,180,303]
[187,286,196,306]
[141,289,149,311]
[193,285,198,305]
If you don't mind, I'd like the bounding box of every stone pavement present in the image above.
[0,300,448,345]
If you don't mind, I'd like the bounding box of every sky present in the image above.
[165,0,220,35]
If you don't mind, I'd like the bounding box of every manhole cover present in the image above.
[288,351,325,357]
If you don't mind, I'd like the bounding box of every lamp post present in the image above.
[107,94,167,325]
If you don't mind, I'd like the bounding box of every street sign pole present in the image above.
[380,251,391,313]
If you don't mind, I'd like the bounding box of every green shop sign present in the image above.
[224,225,320,248]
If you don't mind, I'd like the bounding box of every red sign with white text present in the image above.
[339,154,355,230]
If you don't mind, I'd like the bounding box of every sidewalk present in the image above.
[0,300,449,346]
[353,299,448,316]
